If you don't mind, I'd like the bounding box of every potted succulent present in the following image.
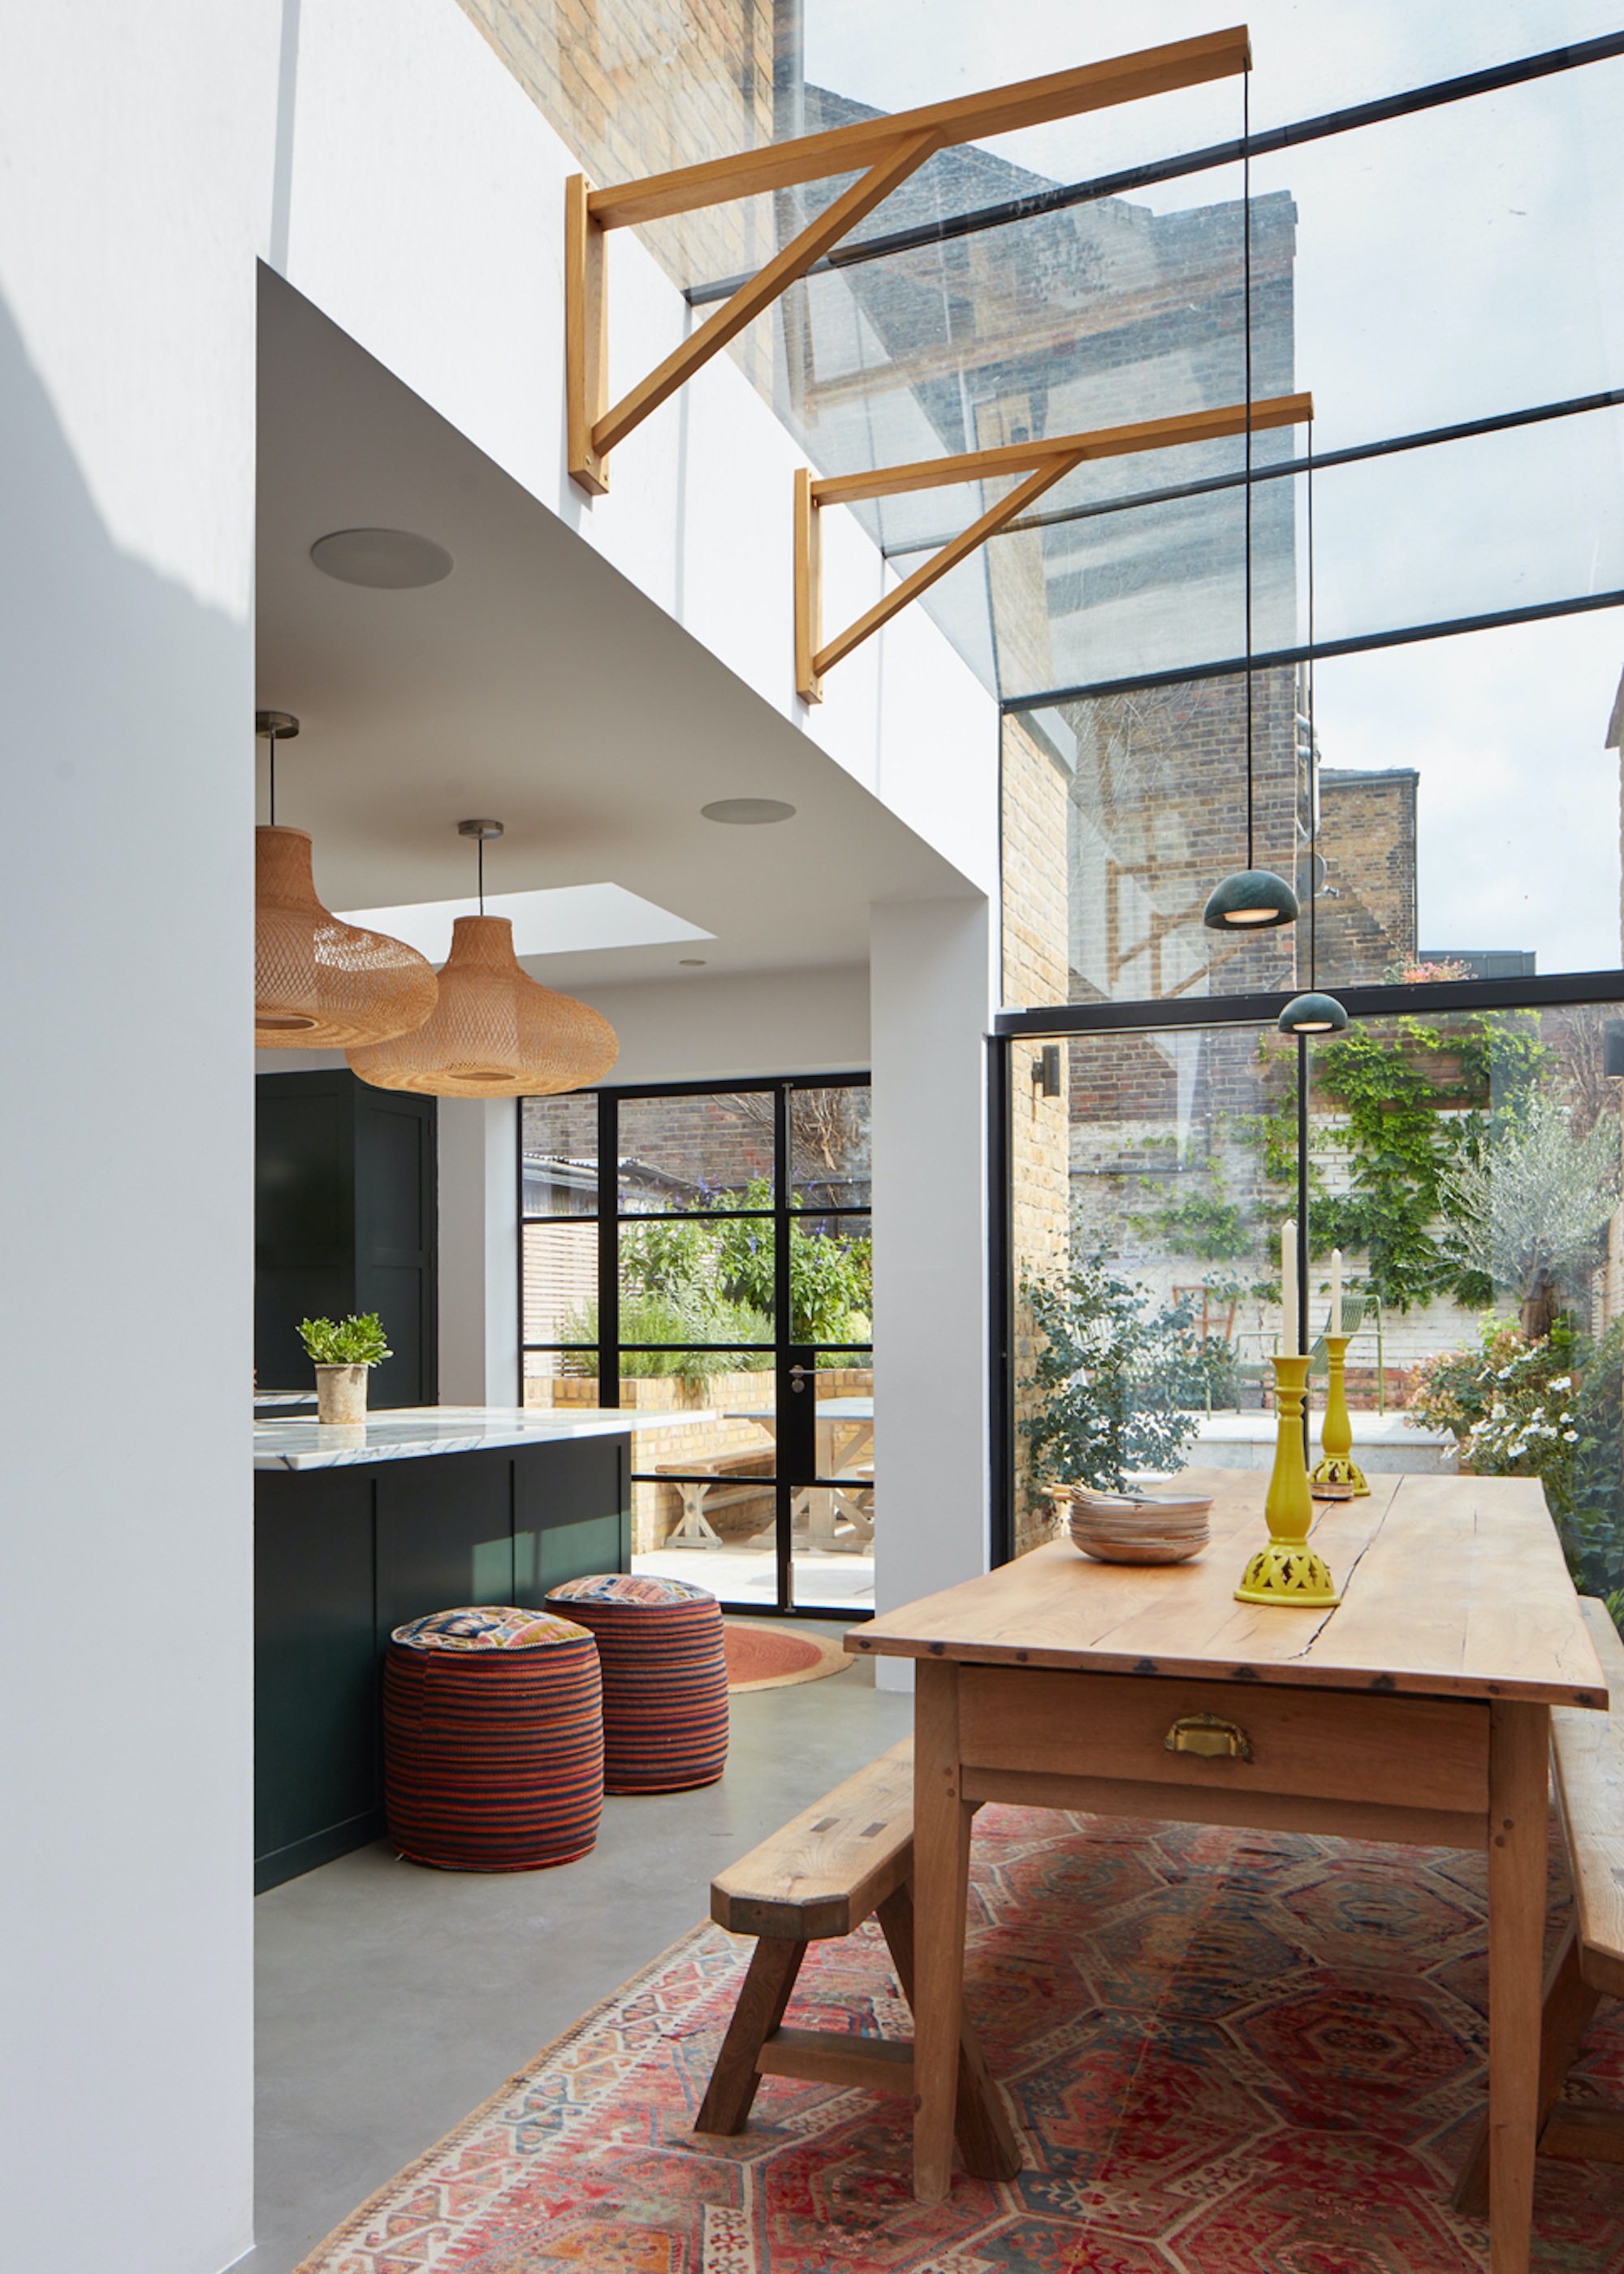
[297,1312,392,1424]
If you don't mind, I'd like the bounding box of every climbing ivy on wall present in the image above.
[1250,1014,1551,1313]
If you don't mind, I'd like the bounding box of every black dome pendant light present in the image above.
[1203,67,1300,936]
[1279,422,1348,1037]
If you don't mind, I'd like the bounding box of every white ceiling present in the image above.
[256,269,972,992]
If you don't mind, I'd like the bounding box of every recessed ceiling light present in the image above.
[310,528,454,589]
[701,798,796,825]
[679,958,707,966]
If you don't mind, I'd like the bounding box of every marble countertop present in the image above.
[253,1404,646,1472]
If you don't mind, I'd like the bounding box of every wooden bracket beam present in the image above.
[566,26,1252,494]
[793,393,1312,703]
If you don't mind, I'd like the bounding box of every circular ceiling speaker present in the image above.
[309,528,454,589]
[700,798,797,825]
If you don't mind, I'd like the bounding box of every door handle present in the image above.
[789,1364,809,1394]
[1164,1714,1252,1762]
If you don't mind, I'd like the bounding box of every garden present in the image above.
[1021,1004,1624,1602]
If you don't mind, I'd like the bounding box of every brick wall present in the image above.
[455,0,781,391]
[1317,768,1419,984]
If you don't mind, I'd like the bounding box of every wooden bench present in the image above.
[1456,1594,1623,2211]
[693,1736,1022,2179]
[656,1449,775,1548]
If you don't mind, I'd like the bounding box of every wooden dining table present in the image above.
[847,1468,1608,2273]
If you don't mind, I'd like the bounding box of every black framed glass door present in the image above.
[520,1074,873,1615]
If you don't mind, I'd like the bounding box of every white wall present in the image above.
[574,964,870,1087]
[3,4,1003,2267]
[869,897,999,1687]
[276,0,999,902]
[0,8,279,2272]
[438,1098,520,1405]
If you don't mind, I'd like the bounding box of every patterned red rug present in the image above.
[296,1809,1624,2272]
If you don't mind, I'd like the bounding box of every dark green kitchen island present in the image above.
[254,1407,632,1890]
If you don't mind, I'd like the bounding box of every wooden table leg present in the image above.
[914,1658,973,2203]
[1487,1700,1551,2274]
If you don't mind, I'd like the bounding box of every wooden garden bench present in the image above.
[656,1448,775,1548]
[1456,1594,1624,2211]
[693,1736,1021,2179]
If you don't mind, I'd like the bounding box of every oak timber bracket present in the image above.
[565,25,1254,497]
[793,393,1314,703]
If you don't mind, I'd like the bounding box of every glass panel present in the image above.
[789,1084,871,1204]
[618,1213,775,1347]
[785,1211,872,1347]
[794,1350,875,1610]
[1006,606,1624,1012]
[520,1221,598,1348]
[1011,1005,1624,1596]
[630,1364,780,1602]
[521,1095,597,1215]
[521,1346,597,1408]
[1308,615,1624,987]
[616,1092,776,1211]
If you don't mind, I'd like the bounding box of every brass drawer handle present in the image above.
[1165,1713,1253,1762]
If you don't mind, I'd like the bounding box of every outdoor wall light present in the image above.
[1277,991,1348,1035]
[1605,1021,1624,1077]
[347,819,619,1097]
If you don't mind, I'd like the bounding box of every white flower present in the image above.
[1564,1429,1579,1442]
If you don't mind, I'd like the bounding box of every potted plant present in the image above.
[297,1312,392,1424]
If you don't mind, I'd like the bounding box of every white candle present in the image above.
[1330,1248,1343,1338]
[1281,1218,1298,1356]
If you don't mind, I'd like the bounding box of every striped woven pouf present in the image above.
[544,1576,728,1795]
[383,1606,603,1871]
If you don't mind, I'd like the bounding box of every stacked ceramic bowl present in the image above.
[1060,1487,1213,1565]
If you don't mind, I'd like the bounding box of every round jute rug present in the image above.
[722,1620,852,1692]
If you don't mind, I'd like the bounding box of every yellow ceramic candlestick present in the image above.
[1235,1355,1341,1606]
[1311,1333,1370,1498]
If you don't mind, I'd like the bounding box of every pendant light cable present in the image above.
[1243,65,1254,871]
[477,833,485,914]
[1307,417,1316,988]
[269,730,275,828]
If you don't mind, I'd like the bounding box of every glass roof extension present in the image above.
[667,10,1624,707]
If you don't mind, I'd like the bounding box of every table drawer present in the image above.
[957,1666,1490,1817]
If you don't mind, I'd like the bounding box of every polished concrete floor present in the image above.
[241,1625,909,2273]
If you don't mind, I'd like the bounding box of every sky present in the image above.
[798,0,1624,975]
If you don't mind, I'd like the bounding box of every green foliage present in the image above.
[1439,1090,1619,1305]
[1407,1314,1624,1593]
[297,1312,391,1367]
[1247,1014,1552,1314]
[563,1295,773,1379]
[1019,1251,1231,1493]
[1137,1186,1250,1262]
[581,1182,874,1364]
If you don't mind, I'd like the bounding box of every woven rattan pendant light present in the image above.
[347,820,619,1096]
[255,712,438,1048]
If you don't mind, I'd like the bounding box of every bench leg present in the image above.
[666,1481,723,1550]
[877,1883,1022,2182]
[1453,1914,1600,2216]
[694,1938,806,2135]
